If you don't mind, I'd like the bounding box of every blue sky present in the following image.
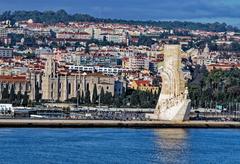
[0,0,240,26]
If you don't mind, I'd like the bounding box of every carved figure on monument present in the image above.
[150,45,191,121]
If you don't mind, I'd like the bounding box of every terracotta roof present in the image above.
[0,75,27,82]
[58,32,90,35]
[133,80,151,86]
[208,63,240,68]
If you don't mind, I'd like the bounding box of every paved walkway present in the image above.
[0,119,239,128]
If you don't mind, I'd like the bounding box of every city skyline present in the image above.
[0,0,240,27]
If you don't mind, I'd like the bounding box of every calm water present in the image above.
[0,128,239,164]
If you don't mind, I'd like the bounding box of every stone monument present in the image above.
[150,45,191,121]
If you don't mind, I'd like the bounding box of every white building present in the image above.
[128,56,149,70]
[0,27,7,38]
[0,104,13,115]
[69,65,129,75]
[0,48,13,58]
[97,33,127,43]
[56,32,91,40]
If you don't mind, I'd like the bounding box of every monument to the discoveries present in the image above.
[151,45,191,121]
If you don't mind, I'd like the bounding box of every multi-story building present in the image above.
[98,33,127,43]
[69,65,129,75]
[41,56,126,102]
[0,27,7,38]
[127,56,149,70]
[0,48,13,58]
[130,80,160,94]
[56,32,91,41]
[0,73,36,100]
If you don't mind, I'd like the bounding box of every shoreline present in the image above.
[0,119,239,128]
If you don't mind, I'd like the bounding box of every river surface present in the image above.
[0,128,239,164]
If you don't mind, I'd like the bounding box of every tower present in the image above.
[42,55,59,101]
[149,45,191,121]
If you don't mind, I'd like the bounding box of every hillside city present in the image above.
[0,10,240,120]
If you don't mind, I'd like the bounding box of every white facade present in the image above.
[97,33,126,43]
[0,27,7,38]
[0,48,13,58]
[56,32,91,40]
[0,104,13,113]
[69,65,129,75]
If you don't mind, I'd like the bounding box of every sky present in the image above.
[0,0,240,26]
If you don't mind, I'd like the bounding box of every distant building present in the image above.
[42,56,126,102]
[130,80,159,94]
[98,33,127,44]
[0,48,13,58]
[207,63,240,71]
[127,56,149,70]
[56,32,91,41]
[35,47,53,57]
[0,104,13,114]
[0,27,7,38]
[69,65,129,75]
[0,74,35,100]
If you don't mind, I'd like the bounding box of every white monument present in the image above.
[150,45,191,121]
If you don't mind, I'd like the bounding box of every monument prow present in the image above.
[149,45,191,121]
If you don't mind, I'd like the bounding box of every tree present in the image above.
[103,92,113,105]
[130,91,139,107]
[114,95,123,108]
[80,90,84,104]
[50,41,58,49]
[189,68,240,109]
[0,10,238,32]
[137,35,157,47]
[9,85,15,102]
[35,84,41,103]
[84,88,91,105]
[100,87,105,106]
[22,91,29,107]
[75,42,83,48]
[92,84,98,104]
[85,43,90,53]
[103,36,108,42]
[16,91,22,106]
[2,84,9,100]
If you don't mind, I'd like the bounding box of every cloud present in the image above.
[82,0,240,20]
[0,0,240,25]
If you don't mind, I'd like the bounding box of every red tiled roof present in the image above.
[0,75,27,82]
[134,80,150,86]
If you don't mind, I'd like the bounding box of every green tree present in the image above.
[85,43,90,53]
[103,92,113,105]
[2,84,9,100]
[22,91,29,107]
[99,87,105,106]
[80,90,84,104]
[130,91,139,107]
[92,84,98,104]
[114,95,123,108]
[35,84,41,103]
[16,91,23,106]
[9,85,15,102]
[84,88,91,105]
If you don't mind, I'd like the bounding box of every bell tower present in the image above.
[42,55,58,101]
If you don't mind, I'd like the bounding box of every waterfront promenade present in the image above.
[0,119,240,128]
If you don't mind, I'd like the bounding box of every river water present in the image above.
[0,128,239,164]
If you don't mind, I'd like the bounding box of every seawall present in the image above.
[0,119,240,128]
